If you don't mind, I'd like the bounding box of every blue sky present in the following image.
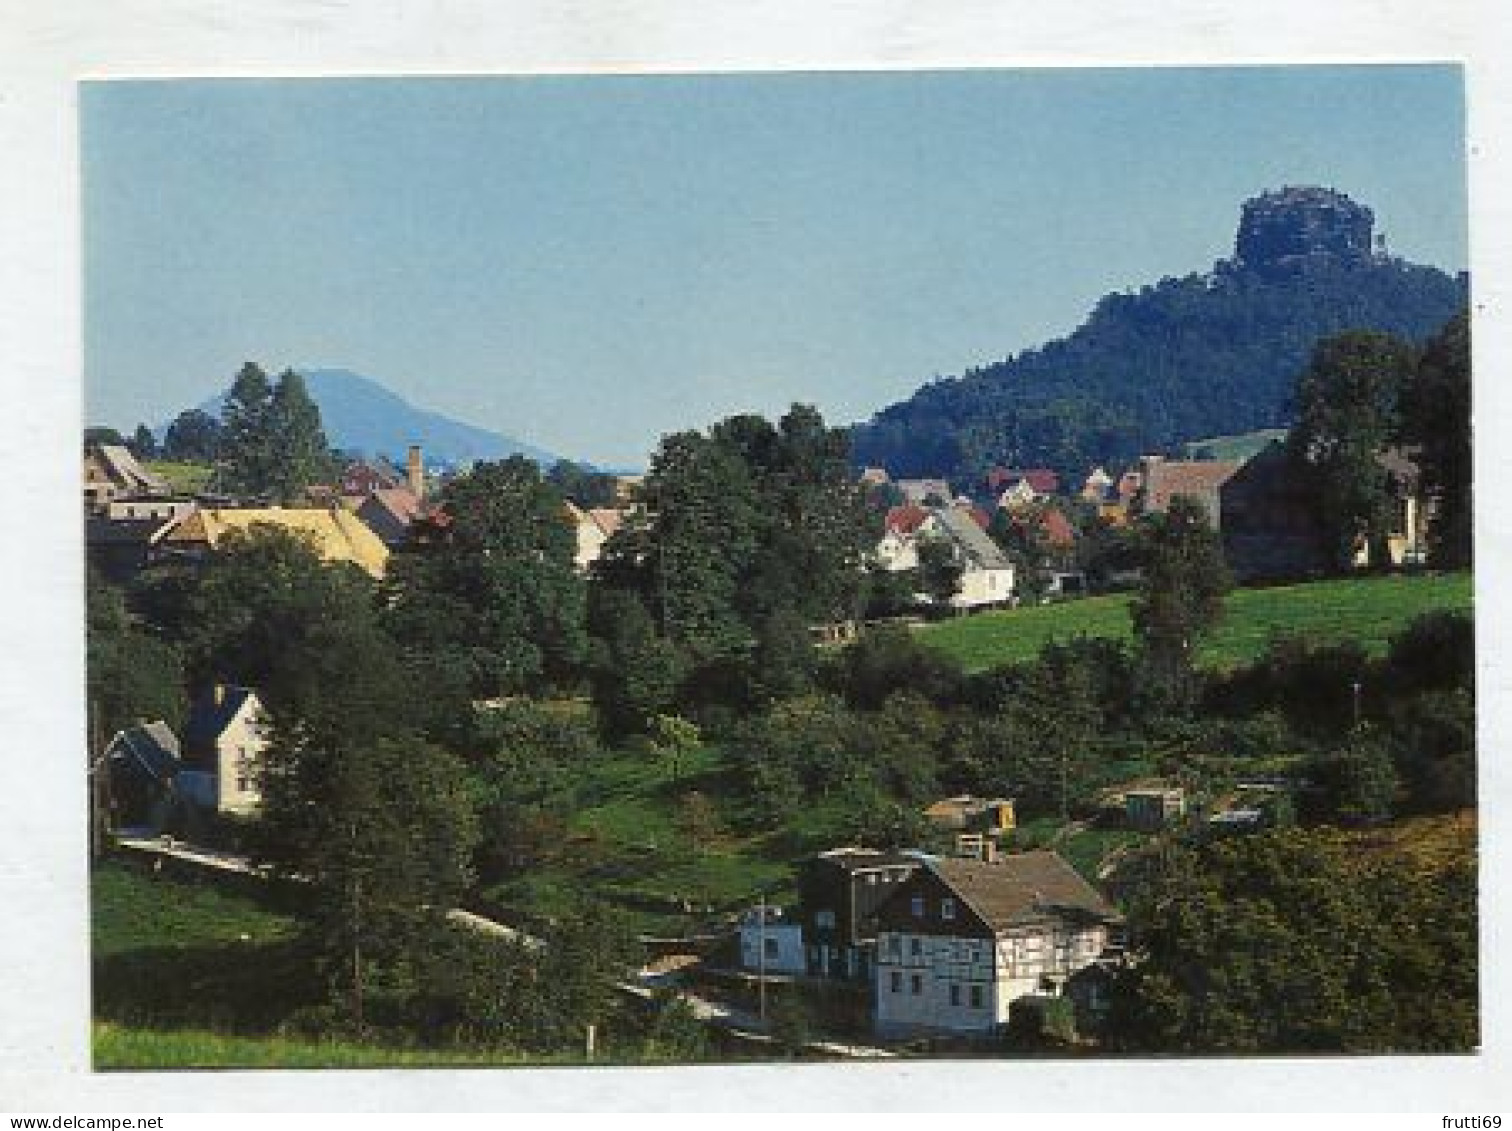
[82,66,1467,468]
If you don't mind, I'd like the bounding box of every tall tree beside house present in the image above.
[128,424,158,462]
[218,361,277,498]
[162,408,223,463]
[635,428,761,663]
[255,723,479,1034]
[265,369,335,503]
[725,405,874,631]
[916,535,964,611]
[384,457,588,701]
[1400,309,1471,567]
[86,567,187,740]
[1129,497,1231,710]
[1289,330,1419,570]
[182,525,386,719]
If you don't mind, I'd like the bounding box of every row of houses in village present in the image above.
[84,441,643,585]
[862,440,1432,601]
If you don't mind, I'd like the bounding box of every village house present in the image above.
[989,468,1061,512]
[158,506,391,579]
[1134,454,1243,525]
[565,501,626,572]
[101,720,182,832]
[736,905,807,976]
[872,852,1122,1040]
[1219,441,1432,581]
[338,456,406,498]
[875,504,932,572]
[356,485,427,549]
[923,795,1018,861]
[895,478,954,506]
[83,442,170,511]
[922,507,1016,611]
[176,685,269,818]
[1080,467,1114,503]
[796,848,922,982]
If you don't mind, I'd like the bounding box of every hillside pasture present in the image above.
[915,572,1472,673]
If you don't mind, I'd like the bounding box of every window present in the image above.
[886,935,902,959]
[909,937,922,958]
[910,895,925,918]
[969,985,984,1009]
[950,984,961,1007]
[910,974,922,996]
[941,898,956,921]
[763,938,780,959]
[890,971,902,994]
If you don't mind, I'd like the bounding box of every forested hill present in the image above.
[850,186,1468,482]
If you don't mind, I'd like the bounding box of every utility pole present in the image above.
[757,890,768,1025]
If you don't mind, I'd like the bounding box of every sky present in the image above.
[82,66,1468,469]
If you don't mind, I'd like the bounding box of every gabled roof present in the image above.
[105,721,181,782]
[1141,459,1242,513]
[988,467,1060,495]
[929,853,1118,930]
[932,506,1013,571]
[586,508,625,538]
[90,444,169,493]
[815,847,922,874]
[162,507,390,578]
[184,686,261,748]
[884,504,932,536]
[361,485,424,527]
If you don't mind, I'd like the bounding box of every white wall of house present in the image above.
[874,922,1109,1036]
[876,532,920,572]
[874,929,999,1036]
[952,565,1015,609]
[738,921,806,975]
[214,698,268,816]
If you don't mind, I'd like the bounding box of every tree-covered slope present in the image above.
[851,187,1468,482]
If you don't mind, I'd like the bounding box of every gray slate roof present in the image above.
[932,506,1013,570]
[930,852,1119,930]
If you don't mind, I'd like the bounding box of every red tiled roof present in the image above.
[884,504,931,535]
[1142,460,1241,513]
[366,485,424,525]
[989,467,1059,495]
[1041,508,1077,547]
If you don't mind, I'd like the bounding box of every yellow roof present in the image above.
[166,507,390,578]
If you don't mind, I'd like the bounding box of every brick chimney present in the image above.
[407,445,424,500]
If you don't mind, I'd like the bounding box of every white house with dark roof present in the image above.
[924,507,1016,611]
[177,685,269,817]
[872,852,1122,1038]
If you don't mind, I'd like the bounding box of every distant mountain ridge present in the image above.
[194,368,562,468]
[850,186,1469,483]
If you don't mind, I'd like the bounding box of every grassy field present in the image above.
[485,745,805,934]
[916,571,1472,674]
[145,460,213,493]
[93,1022,564,1069]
